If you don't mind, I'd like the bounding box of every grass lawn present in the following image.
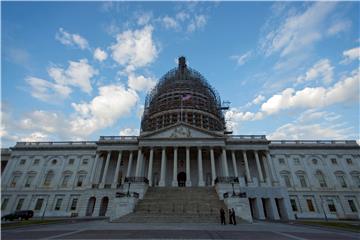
[1,219,64,229]
[299,220,360,232]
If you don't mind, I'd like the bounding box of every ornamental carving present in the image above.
[170,126,191,138]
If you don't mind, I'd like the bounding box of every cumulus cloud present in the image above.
[93,48,108,62]
[70,85,138,136]
[327,20,351,36]
[340,47,360,64]
[296,59,334,84]
[137,12,152,26]
[187,15,207,33]
[225,109,264,132]
[26,77,72,101]
[55,28,89,50]
[128,73,156,92]
[260,2,337,57]
[261,68,359,115]
[119,128,140,136]
[48,59,98,94]
[110,25,158,70]
[230,51,252,66]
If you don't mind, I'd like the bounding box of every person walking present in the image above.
[228,209,233,224]
[220,208,226,225]
[231,208,236,225]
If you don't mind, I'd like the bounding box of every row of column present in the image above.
[91,148,279,188]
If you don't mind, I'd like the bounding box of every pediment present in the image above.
[140,123,224,139]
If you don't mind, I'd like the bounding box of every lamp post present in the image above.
[127,182,131,197]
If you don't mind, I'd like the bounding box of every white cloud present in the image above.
[296,59,334,84]
[327,20,351,36]
[252,94,265,105]
[128,73,156,92]
[110,25,158,70]
[20,132,50,142]
[225,109,264,132]
[26,77,72,101]
[93,48,108,62]
[230,51,252,66]
[137,12,152,26]
[119,128,139,136]
[55,28,89,50]
[261,2,337,57]
[261,69,359,115]
[341,47,360,64]
[176,12,190,21]
[162,16,179,30]
[48,59,98,93]
[187,15,207,33]
[70,85,138,136]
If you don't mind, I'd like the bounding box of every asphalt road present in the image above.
[2,220,359,240]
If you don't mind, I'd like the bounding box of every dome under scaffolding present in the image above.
[141,57,227,134]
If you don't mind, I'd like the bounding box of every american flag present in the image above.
[181,94,192,101]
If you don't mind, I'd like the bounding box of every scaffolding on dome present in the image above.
[140,57,227,133]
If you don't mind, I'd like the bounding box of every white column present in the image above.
[231,150,238,177]
[262,155,271,185]
[90,153,100,186]
[198,147,205,186]
[112,151,122,188]
[254,150,264,183]
[135,148,143,177]
[172,147,178,187]
[210,148,216,186]
[222,148,229,177]
[269,198,280,220]
[57,156,68,189]
[243,150,252,183]
[266,152,279,186]
[186,147,192,187]
[159,147,166,186]
[126,151,133,177]
[147,148,154,186]
[100,151,111,188]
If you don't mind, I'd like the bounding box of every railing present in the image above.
[115,191,140,198]
[99,136,138,141]
[214,177,239,184]
[270,140,358,145]
[16,141,97,146]
[229,135,267,140]
[124,177,149,184]
[92,184,99,189]
[223,192,247,199]
[104,184,112,189]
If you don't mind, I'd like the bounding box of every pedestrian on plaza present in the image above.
[231,208,236,225]
[220,208,226,225]
[228,209,233,224]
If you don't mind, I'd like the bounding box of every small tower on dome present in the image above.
[178,56,187,72]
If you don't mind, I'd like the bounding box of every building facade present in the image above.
[1,58,360,221]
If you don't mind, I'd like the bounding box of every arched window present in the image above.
[350,171,360,188]
[9,171,22,188]
[280,170,292,188]
[24,171,37,188]
[315,170,327,188]
[43,170,54,186]
[334,171,347,188]
[76,171,87,187]
[61,171,72,188]
[296,170,308,188]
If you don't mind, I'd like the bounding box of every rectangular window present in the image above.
[331,158,337,164]
[34,198,44,211]
[279,158,285,165]
[336,175,347,188]
[353,176,360,188]
[346,158,353,165]
[77,175,85,187]
[70,198,78,211]
[307,199,315,212]
[282,175,291,187]
[20,159,26,165]
[294,158,300,165]
[16,198,24,210]
[54,198,63,211]
[68,159,75,165]
[33,159,40,165]
[327,199,337,212]
[82,159,88,165]
[290,199,298,212]
[61,175,70,188]
[10,176,20,188]
[1,198,9,210]
[299,175,307,188]
[348,200,357,212]
[25,175,35,188]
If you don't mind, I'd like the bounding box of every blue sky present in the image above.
[1,1,359,147]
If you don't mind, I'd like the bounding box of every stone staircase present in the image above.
[113,187,228,223]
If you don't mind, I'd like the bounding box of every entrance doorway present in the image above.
[86,197,96,216]
[99,197,109,216]
[177,172,186,187]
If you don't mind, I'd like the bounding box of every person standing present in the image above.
[228,209,233,224]
[220,208,226,225]
[231,208,236,225]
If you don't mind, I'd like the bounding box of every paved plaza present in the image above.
[2,219,359,240]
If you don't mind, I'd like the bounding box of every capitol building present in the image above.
[1,57,359,222]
